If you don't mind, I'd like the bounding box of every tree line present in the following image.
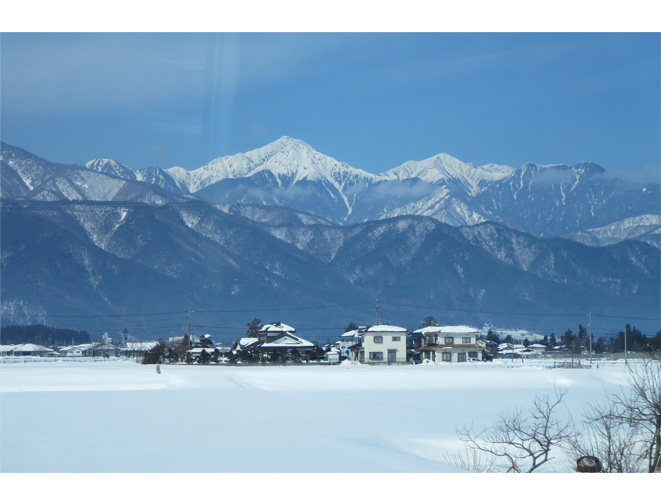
[483,324,661,355]
[0,324,91,346]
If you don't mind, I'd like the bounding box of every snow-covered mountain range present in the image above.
[6,136,656,241]
[1,139,659,333]
[73,136,659,240]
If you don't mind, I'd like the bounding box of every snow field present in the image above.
[0,359,638,475]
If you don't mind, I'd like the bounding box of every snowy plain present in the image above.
[0,357,640,474]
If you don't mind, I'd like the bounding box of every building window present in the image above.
[369,352,383,360]
[458,352,467,362]
[444,337,454,344]
[374,336,383,343]
[442,352,452,362]
[392,336,401,342]
[388,349,397,362]
[468,352,478,358]
[462,337,472,343]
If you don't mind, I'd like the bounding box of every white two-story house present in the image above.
[352,324,408,365]
[414,325,484,363]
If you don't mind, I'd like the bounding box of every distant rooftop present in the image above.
[412,325,480,334]
[366,324,407,332]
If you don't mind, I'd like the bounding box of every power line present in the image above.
[378,301,660,322]
[11,301,375,320]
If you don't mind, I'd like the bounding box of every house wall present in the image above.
[363,331,407,365]
[423,347,482,363]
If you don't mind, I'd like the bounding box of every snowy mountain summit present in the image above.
[166,136,376,194]
[382,153,515,196]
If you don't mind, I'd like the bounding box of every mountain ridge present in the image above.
[2,139,658,241]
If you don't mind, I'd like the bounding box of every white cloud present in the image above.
[599,165,661,184]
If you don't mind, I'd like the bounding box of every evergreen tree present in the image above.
[344,322,358,332]
[142,341,166,365]
[486,330,501,345]
[549,333,557,348]
[629,326,647,352]
[198,349,210,364]
[612,331,625,353]
[651,331,661,354]
[523,338,530,348]
[562,329,574,347]
[246,318,262,338]
[421,316,438,328]
[1,324,91,346]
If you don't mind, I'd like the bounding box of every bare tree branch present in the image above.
[457,387,575,473]
[571,359,661,473]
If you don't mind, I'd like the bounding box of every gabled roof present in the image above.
[260,322,295,333]
[260,333,314,348]
[498,347,533,354]
[9,343,53,352]
[236,337,259,349]
[187,347,218,354]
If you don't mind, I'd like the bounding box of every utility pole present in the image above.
[187,309,194,341]
[375,298,379,326]
[624,324,628,366]
[588,312,592,365]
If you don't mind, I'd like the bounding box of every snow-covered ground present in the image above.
[0,358,641,475]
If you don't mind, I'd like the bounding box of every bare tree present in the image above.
[591,359,661,473]
[457,388,575,473]
[568,401,644,472]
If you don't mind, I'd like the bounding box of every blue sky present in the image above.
[1,32,659,179]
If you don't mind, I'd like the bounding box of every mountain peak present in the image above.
[382,152,514,192]
[256,136,315,156]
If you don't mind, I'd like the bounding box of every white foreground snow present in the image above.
[0,359,642,473]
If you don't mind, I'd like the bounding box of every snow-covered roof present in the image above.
[340,329,360,338]
[260,322,295,333]
[498,348,532,355]
[413,325,480,334]
[187,347,217,354]
[529,344,547,349]
[260,333,314,348]
[10,343,53,352]
[126,341,160,351]
[497,343,525,351]
[237,337,259,348]
[366,324,407,332]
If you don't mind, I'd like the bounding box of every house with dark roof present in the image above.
[231,322,323,363]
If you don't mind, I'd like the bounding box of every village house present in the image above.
[351,324,408,365]
[414,325,485,363]
[1,343,57,357]
[497,343,533,359]
[231,322,322,363]
[336,328,362,360]
[528,343,547,355]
